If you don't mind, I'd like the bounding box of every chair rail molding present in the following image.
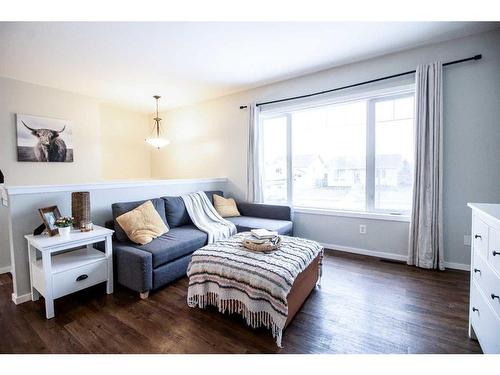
[5,177,228,196]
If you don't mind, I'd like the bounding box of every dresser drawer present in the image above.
[472,215,489,258]
[489,226,500,275]
[470,282,500,353]
[472,250,488,294]
[52,260,108,299]
[472,250,500,320]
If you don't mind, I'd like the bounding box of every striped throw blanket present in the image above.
[187,232,324,347]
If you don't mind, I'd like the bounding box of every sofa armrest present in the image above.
[113,242,153,293]
[236,202,292,221]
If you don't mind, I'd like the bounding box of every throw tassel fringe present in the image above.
[188,293,283,347]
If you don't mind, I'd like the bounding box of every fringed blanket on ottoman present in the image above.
[186,232,324,347]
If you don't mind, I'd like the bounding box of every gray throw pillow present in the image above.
[162,196,192,228]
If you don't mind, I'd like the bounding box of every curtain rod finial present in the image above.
[240,105,248,109]
[474,54,482,60]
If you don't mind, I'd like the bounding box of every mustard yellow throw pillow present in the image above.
[213,194,240,218]
[115,200,168,245]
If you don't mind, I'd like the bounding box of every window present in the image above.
[373,95,414,212]
[262,116,288,204]
[261,88,415,215]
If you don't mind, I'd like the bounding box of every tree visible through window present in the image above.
[261,89,415,215]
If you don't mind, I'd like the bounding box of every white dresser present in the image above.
[467,203,500,354]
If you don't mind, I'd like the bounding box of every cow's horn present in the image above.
[22,121,37,132]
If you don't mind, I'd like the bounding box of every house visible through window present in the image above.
[261,87,415,215]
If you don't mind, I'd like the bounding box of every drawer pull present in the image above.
[474,234,482,240]
[76,274,88,282]
[473,268,481,274]
[492,251,500,257]
[472,307,479,313]
[492,294,500,300]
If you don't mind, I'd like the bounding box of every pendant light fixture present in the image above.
[145,95,170,149]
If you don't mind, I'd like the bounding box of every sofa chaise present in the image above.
[105,190,293,298]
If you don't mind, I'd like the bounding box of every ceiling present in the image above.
[0,22,498,112]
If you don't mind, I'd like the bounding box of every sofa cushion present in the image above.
[162,196,192,228]
[134,225,208,268]
[226,216,293,235]
[204,190,224,203]
[162,190,224,228]
[112,198,168,243]
[236,202,292,221]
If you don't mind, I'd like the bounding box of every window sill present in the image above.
[293,207,410,222]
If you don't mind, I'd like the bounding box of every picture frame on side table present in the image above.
[38,206,61,236]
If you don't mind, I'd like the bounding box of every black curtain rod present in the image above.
[239,54,482,109]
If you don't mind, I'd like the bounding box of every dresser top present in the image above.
[468,203,500,223]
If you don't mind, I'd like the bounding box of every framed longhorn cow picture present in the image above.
[16,114,74,162]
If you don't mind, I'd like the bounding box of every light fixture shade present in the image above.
[145,137,170,149]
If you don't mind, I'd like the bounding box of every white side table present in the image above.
[25,225,114,319]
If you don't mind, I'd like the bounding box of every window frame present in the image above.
[259,85,415,218]
[366,91,415,215]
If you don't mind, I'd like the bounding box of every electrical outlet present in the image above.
[464,235,471,246]
[359,224,367,234]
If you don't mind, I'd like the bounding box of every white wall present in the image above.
[152,29,500,267]
[0,76,153,186]
[0,77,102,185]
[100,104,152,180]
[6,178,228,302]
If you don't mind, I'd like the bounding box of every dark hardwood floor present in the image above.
[0,251,482,354]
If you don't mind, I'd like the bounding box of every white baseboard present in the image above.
[322,243,407,262]
[443,261,470,271]
[11,292,32,305]
[0,266,11,275]
[322,243,469,271]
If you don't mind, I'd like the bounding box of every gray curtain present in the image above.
[408,61,444,270]
[246,104,263,203]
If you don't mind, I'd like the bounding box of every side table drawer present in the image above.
[52,259,108,299]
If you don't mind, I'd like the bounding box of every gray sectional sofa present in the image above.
[106,191,293,298]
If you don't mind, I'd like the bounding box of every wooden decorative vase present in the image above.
[71,191,91,228]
